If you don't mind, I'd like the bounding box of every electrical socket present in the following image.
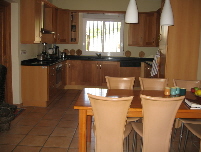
[21,50,27,55]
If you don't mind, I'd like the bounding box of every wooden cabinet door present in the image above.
[128,13,145,46]
[56,8,69,44]
[62,61,68,86]
[128,11,160,47]
[81,61,100,86]
[100,61,120,86]
[48,64,56,101]
[41,7,57,43]
[66,60,83,85]
[144,11,160,47]
[20,0,42,43]
[120,67,141,87]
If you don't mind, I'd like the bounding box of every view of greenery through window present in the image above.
[86,21,121,53]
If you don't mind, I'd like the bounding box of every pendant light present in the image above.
[125,0,138,23]
[160,0,174,26]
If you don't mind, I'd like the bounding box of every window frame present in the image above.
[82,13,124,56]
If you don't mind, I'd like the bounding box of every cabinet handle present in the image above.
[99,64,101,69]
[68,63,71,68]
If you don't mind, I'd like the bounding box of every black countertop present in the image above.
[21,55,154,67]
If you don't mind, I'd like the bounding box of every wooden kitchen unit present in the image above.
[21,61,66,107]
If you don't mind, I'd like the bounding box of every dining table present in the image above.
[73,88,201,152]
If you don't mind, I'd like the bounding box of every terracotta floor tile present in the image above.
[0,134,25,145]
[0,145,16,152]
[44,136,71,148]
[51,127,75,137]
[57,120,78,128]
[36,119,59,127]
[68,149,79,152]
[40,147,68,152]
[28,126,55,136]
[31,107,50,113]
[42,112,64,120]
[61,114,78,121]
[12,145,41,152]
[23,112,46,119]
[16,118,40,126]
[6,125,33,135]
[19,135,48,146]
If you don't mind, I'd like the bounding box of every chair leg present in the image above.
[178,122,184,151]
[183,129,189,152]
[132,131,137,152]
[126,135,129,152]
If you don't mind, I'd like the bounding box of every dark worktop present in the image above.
[21,55,154,67]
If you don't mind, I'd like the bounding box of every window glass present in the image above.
[82,13,124,56]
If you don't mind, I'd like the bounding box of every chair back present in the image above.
[139,77,168,90]
[140,95,185,152]
[173,79,201,91]
[105,76,135,89]
[87,93,133,152]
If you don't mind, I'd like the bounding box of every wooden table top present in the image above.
[74,88,201,118]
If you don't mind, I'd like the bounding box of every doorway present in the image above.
[0,1,13,104]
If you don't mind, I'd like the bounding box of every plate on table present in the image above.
[70,49,75,55]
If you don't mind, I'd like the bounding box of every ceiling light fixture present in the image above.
[125,0,138,23]
[160,0,174,26]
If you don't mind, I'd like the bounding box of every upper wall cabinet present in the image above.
[21,0,42,44]
[21,0,57,44]
[56,8,70,44]
[69,11,79,44]
[128,10,160,47]
[41,1,57,43]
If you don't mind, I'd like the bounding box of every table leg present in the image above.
[87,115,92,142]
[79,109,87,152]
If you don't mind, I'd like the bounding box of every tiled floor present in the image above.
[0,89,200,152]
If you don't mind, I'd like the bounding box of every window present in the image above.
[82,13,124,56]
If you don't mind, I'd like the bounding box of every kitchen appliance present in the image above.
[61,52,66,58]
[37,54,46,60]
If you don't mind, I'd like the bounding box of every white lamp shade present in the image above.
[160,0,174,26]
[125,0,138,23]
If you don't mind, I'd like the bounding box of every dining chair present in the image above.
[131,94,185,152]
[105,76,138,123]
[183,123,201,152]
[139,77,168,90]
[173,79,201,91]
[105,76,135,90]
[172,79,201,151]
[87,93,133,152]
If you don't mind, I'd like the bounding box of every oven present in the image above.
[56,63,62,86]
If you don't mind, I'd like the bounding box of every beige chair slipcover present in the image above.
[131,94,185,152]
[87,93,133,152]
[139,77,168,90]
[105,76,135,90]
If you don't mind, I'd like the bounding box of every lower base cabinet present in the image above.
[21,62,65,107]
[66,60,141,88]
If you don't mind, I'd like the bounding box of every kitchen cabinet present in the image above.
[69,11,79,44]
[20,0,42,44]
[120,67,141,87]
[21,61,66,107]
[128,10,160,47]
[66,60,121,87]
[56,8,70,44]
[41,3,57,43]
